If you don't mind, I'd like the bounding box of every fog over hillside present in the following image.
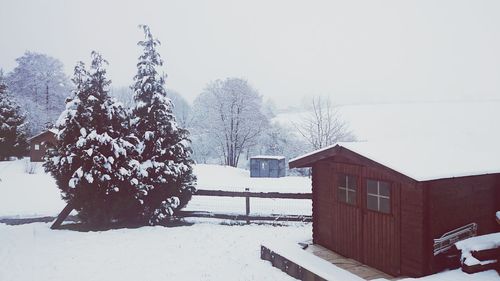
[274,100,500,142]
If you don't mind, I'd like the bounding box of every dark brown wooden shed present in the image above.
[28,129,57,162]
[290,141,500,277]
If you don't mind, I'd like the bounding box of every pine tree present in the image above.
[0,70,28,160]
[131,25,196,224]
[45,52,141,226]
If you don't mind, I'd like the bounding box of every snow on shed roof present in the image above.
[251,155,285,160]
[28,128,58,142]
[290,140,500,181]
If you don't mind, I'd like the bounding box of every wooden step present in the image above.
[471,247,500,262]
[462,260,498,274]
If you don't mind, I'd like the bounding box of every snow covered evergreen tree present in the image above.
[131,25,196,224]
[0,70,28,160]
[45,52,141,226]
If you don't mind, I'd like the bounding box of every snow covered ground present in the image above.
[0,221,311,281]
[0,160,65,218]
[395,269,499,281]
[0,160,311,218]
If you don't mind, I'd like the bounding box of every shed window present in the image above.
[337,174,357,205]
[366,180,390,213]
[34,144,40,151]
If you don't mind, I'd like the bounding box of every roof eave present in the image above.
[289,145,341,169]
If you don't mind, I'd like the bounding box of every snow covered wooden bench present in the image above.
[455,232,500,274]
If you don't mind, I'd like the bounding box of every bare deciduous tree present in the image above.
[192,78,268,167]
[294,96,354,150]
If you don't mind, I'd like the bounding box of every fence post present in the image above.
[245,188,250,224]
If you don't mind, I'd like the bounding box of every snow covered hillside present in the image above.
[275,101,500,142]
[0,160,311,218]
[194,164,310,192]
[0,222,311,281]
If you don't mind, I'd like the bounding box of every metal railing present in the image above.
[433,222,478,256]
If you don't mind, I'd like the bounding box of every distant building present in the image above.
[250,156,286,178]
[28,129,57,162]
[290,141,500,277]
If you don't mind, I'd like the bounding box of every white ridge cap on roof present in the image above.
[291,140,500,181]
[48,128,59,134]
[251,155,285,160]
[28,128,59,141]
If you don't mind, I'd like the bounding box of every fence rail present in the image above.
[195,189,312,199]
[183,188,312,223]
[177,211,311,222]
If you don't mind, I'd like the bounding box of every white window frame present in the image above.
[367,180,390,213]
[34,144,40,151]
[338,174,356,204]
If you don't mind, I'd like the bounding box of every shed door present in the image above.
[329,164,401,276]
[329,167,363,261]
[250,159,260,177]
[269,160,279,177]
[361,178,401,276]
[260,161,269,177]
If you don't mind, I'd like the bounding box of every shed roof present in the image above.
[28,129,58,142]
[289,140,500,181]
[251,155,285,160]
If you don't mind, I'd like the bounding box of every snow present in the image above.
[497,211,500,221]
[456,232,500,253]
[27,128,58,141]
[390,269,500,281]
[251,155,286,160]
[0,159,66,218]
[291,140,500,181]
[455,232,500,267]
[0,221,311,281]
[262,241,364,281]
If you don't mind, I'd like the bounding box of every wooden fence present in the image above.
[179,188,312,223]
[51,188,312,229]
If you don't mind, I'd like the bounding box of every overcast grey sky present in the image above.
[1,0,500,107]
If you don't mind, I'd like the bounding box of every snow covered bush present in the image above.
[131,25,196,225]
[45,52,142,226]
[0,70,28,160]
[24,158,38,174]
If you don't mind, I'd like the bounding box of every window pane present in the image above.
[338,188,347,203]
[379,181,390,197]
[347,175,357,190]
[379,198,391,214]
[347,191,356,205]
[367,180,377,195]
[367,195,378,211]
[338,174,347,187]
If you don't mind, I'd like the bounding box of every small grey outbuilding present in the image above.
[250,155,286,178]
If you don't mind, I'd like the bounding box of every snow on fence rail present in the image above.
[182,188,313,223]
[195,188,312,199]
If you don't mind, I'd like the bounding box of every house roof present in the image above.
[251,155,286,160]
[289,140,500,181]
[28,129,58,142]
